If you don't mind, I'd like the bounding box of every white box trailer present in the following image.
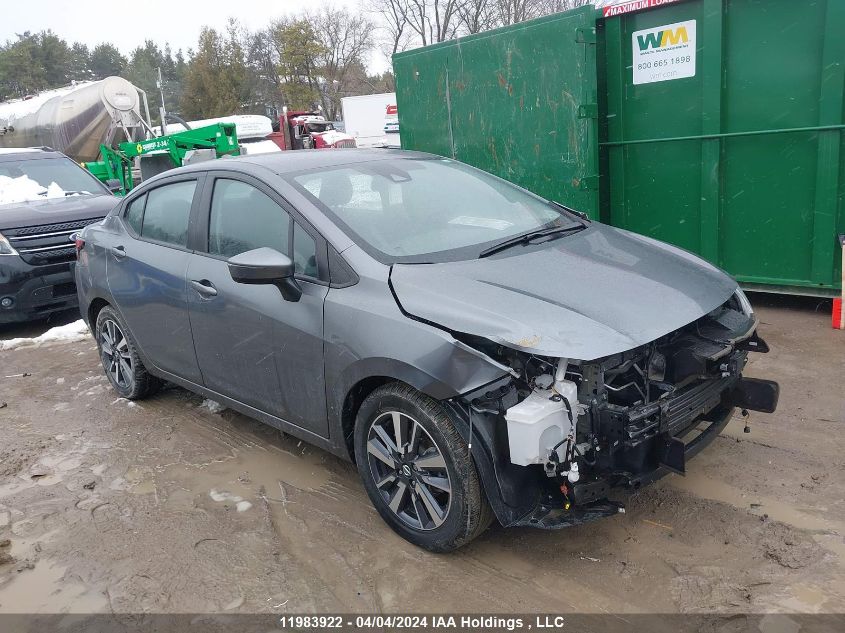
[341,93,399,148]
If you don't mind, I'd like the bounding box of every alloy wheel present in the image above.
[99,319,134,391]
[366,411,453,531]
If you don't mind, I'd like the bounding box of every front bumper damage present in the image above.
[445,297,780,530]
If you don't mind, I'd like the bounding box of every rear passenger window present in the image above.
[209,179,290,258]
[124,194,145,235]
[141,181,196,247]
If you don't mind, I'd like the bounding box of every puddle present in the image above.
[0,559,107,613]
[162,442,331,503]
[785,584,827,612]
[123,467,156,495]
[667,471,840,532]
[130,479,156,495]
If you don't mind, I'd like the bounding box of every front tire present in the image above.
[95,306,160,400]
[354,382,493,552]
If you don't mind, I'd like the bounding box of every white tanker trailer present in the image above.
[0,77,152,162]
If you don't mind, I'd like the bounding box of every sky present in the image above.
[0,0,391,73]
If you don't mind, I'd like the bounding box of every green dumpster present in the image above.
[394,0,845,296]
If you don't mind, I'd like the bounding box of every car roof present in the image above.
[0,148,68,162]
[177,148,438,177]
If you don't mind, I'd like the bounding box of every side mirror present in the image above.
[105,178,123,193]
[228,247,302,302]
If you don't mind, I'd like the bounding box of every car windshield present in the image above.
[289,158,579,263]
[306,122,333,133]
[0,157,105,206]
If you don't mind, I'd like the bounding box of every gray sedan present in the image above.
[75,150,778,551]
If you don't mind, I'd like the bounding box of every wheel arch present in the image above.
[340,376,394,463]
[87,296,111,330]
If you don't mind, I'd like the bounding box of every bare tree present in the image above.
[458,0,498,34]
[492,0,593,30]
[247,27,287,111]
[366,0,412,56]
[406,0,463,45]
[496,0,537,26]
[365,0,593,59]
[311,6,375,119]
[538,0,593,14]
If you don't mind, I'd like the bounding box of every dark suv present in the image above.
[0,148,119,323]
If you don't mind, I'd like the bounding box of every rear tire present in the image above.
[354,382,493,552]
[95,306,160,400]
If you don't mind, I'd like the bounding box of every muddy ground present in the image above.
[0,296,843,623]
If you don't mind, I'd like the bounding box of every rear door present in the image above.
[107,175,204,383]
[186,172,330,436]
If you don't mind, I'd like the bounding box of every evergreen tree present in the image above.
[89,43,126,79]
[180,22,257,119]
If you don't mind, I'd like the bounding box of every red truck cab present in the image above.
[269,111,356,150]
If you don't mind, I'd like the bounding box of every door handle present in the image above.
[111,245,126,259]
[190,279,218,297]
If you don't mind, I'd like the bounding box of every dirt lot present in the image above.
[0,296,843,621]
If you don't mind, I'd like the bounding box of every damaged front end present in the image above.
[445,292,779,530]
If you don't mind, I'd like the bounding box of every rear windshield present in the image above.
[0,157,106,206]
[288,157,578,263]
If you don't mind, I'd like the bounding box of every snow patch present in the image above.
[240,140,282,155]
[0,81,99,122]
[209,489,252,512]
[0,175,68,205]
[201,399,227,414]
[0,320,90,351]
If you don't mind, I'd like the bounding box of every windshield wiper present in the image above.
[551,200,591,222]
[478,225,586,258]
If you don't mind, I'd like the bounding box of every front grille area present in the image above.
[10,218,100,237]
[5,217,103,265]
[619,374,737,446]
[334,139,357,148]
[21,246,78,265]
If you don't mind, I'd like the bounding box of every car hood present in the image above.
[0,194,119,231]
[389,224,738,361]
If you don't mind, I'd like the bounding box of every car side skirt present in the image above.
[149,367,347,460]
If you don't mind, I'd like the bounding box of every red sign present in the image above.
[602,0,682,18]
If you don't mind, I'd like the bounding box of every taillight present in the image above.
[75,237,85,258]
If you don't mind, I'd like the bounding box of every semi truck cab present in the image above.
[272,112,356,150]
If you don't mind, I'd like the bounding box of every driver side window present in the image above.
[209,179,290,258]
[208,178,319,279]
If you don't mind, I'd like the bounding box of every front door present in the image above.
[186,175,329,437]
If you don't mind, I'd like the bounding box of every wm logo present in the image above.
[637,26,689,51]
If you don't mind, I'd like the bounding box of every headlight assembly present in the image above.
[734,287,754,316]
[0,232,18,256]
